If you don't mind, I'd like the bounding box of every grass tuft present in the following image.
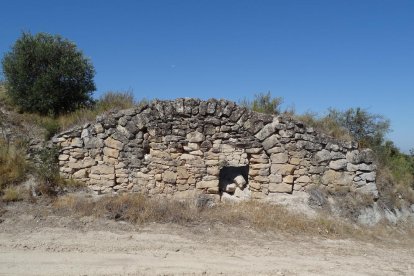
[2,186,24,202]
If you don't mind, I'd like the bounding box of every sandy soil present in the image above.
[0,202,413,276]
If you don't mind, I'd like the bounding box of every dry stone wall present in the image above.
[53,98,378,200]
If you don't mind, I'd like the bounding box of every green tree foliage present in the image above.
[375,141,414,190]
[1,32,96,115]
[326,107,390,148]
[240,92,282,115]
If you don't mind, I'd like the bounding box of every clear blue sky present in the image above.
[1,0,413,152]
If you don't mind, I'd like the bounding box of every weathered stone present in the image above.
[186,131,205,143]
[85,137,104,149]
[329,159,348,170]
[270,153,289,164]
[359,172,376,182]
[296,141,322,151]
[103,147,120,159]
[255,120,278,141]
[91,164,114,175]
[346,149,375,164]
[283,175,294,184]
[279,129,295,138]
[250,157,269,164]
[58,154,69,161]
[251,163,271,170]
[104,137,124,150]
[90,179,114,188]
[330,151,345,160]
[249,182,261,190]
[355,182,379,198]
[203,175,218,181]
[295,175,310,183]
[187,142,200,151]
[347,163,376,172]
[321,170,353,186]
[205,166,218,176]
[67,158,96,169]
[271,164,295,175]
[289,157,301,165]
[71,150,85,159]
[245,148,263,154]
[262,135,280,150]
[190,150,203,156]
[269,174,282,183]
[71,138,83,148]
[207,100,217,114]
[234,175,247,187]
[225,183,237,193]
[309,166,326,174]
[269,183,292,193]
[94,123,104,133]
[177,167,189,179]
[267,146,284,154]
[313,149,331,163]
[163,171,177,184]
[196,180,219,189]
[73,169,87,178]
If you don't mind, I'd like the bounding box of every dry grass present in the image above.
[0,139,29,191]
[295,112,353,142]
[57,91,138,130]
[52,193,414,242]
[1,89,141,139]
[2,186,25,202]
[377,167,414,209]
[0,83,13,106]
[53,193,372,239]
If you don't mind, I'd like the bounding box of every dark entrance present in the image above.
[219,165,249,194]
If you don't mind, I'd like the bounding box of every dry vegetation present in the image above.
[1,84,142,139]
[51,193,414,240]
[56,91,139,130]
[294,111,353,142]
[0,139,29,191]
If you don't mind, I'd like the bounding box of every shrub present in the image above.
[95,91,136,112]
[41,118,61,140]
[326,107,390,148]
[35,146,61,195]
[2,32,95,115]
[240,92,283,115]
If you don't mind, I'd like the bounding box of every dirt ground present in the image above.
[0,201,413,276]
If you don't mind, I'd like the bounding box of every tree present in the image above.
[239,91,283,115]
[327,107,390,148]
[1,32,96,115]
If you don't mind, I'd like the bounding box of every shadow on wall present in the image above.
[219,165,249,194]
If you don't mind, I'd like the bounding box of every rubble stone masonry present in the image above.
[53,98,378,200]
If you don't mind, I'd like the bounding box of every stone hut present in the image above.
[52,98,378,200]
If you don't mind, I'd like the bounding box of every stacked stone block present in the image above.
[53,98,378,199]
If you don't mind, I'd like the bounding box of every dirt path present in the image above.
[0,203,413,275]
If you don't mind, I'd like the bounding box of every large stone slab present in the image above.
[321,170,353,186]
[104,137,124,150]
[269,183,293,193]
[271,164,295,175]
